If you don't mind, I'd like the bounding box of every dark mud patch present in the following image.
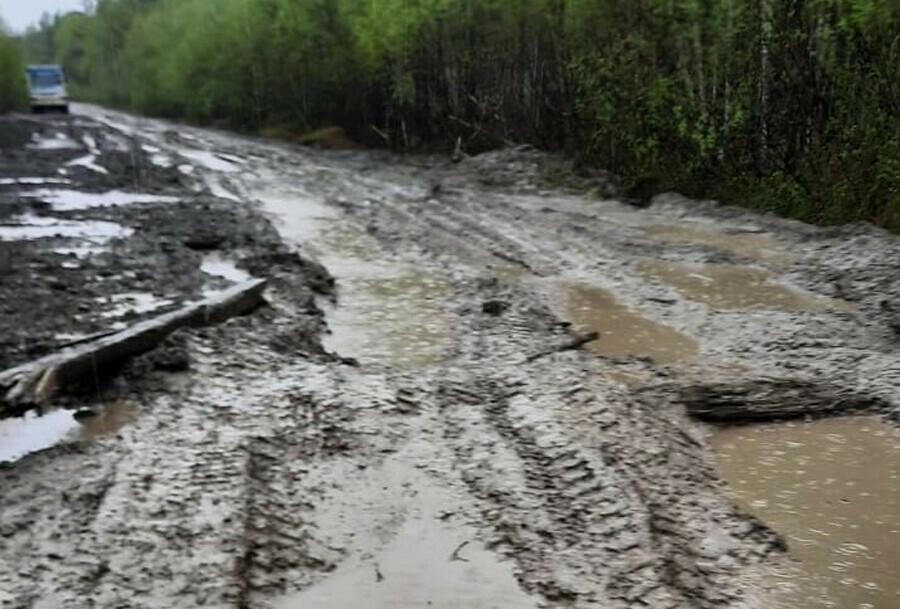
[0,116,37,150]
[0,114,332,416]
[1,114,189,191]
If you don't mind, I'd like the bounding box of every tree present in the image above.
[0,15,26,112]
[13,0,900,230]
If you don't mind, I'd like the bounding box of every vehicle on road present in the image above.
[25,65,69,114]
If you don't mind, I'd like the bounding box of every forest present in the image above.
[0,18,25,112]
[4,0,900,230]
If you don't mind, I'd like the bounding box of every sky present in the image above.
[1,0,86,33]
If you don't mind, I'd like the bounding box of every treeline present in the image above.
[18,0,900,229]
[0,17,25,112]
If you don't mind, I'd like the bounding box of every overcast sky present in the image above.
[1,0,86,33]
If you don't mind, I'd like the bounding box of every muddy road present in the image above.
[0,105,898,609]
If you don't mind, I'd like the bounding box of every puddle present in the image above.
[66,154,109,174]
[0,214,133,242]
[24,189,179,211]
[142,144,174,167]
[0,402,138,463]
[554,282,697,364]
[201,252,251,283]
[78,401,139,439]
[272,454,537,609]
[713,416,900,609]
[93,115,136,135]
[644,223,796,265]
[82,135,99,154]
[0,410,81,463]
[637,260,848,311]
[274,514,534,609]
[105,134,131,153]
[260,188,453,367]
[97,292,174,318]
[150,154,173,167]
[27,132,79,150]
[177,149,240,172]
[321,262,453,367]
[205,175,241,201]
[0,177,72,186]
[53,245,105,258]
[261,191,341,247]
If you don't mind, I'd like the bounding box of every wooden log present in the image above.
[0,279,267,411]
[678,378,887,423]
[525,331,600,363]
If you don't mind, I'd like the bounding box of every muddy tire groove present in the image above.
[440,376,686,607]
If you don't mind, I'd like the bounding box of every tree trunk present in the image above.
[0,279,267,413]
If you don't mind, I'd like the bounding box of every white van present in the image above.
[26,65,69,114]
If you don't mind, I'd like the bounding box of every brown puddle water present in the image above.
[0,400,138,463]
[644,223,797,266]
[273,511,534,609]
[78,400,139,438]
[261,187,454,367]
[713,416,900,608]
[637,260,849,311]
[320,261,454,367]
[558,283,698,364]
[271,452,538,609]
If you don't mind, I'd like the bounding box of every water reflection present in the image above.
[0,400,138,463]
[260,186,454,368]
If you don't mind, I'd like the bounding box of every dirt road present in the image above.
[0,105,897,609]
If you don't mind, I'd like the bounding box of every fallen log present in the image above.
[678,378,888,423]
[525,331,600,363]
[0,278,267,412]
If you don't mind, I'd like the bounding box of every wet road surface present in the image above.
[0,105,898,609]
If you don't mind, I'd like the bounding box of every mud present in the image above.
[0,104,898,609]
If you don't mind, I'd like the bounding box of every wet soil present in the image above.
[0,104,898,609]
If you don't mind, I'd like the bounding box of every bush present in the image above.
[0,28,25,113]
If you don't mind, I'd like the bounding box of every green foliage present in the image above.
[0,20,25,112]
[18,0,900,231]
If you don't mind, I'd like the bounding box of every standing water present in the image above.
[259,184,453,368]
[713,416,900,608]
[554,282,698,364]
